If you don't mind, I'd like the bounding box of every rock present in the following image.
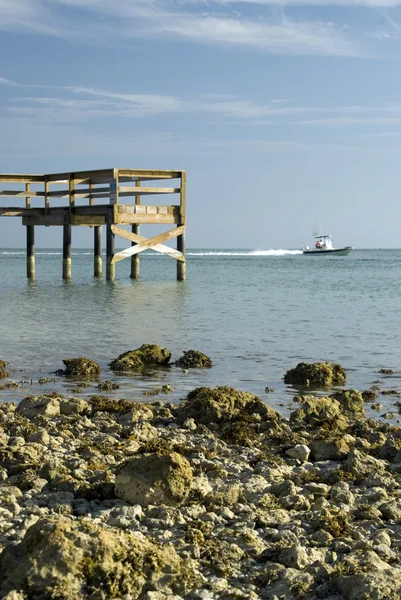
[60,398,89,416]
[115,451,193,507]
[0,516,199,599]
[286,444,311,462]
[345,449,388,478]
[109,344,171,371]
[97,380,119,392]
[17,396,60,419]
[330,481,354,506]
[278,543,309,570]
[284,362,346,387]
[175,386,280,426]
[290,395,348,430]
[334,550,401,599]
[0,360,9,379]
[310,438,351,461]
[62,357,101,378]
[330,390,365,420]
[174,350,213,369]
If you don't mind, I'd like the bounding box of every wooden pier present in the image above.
[0,168,186,281]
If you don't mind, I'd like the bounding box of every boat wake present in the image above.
[187,249,302,257]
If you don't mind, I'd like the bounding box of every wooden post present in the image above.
[177,229,186,281]
[26,225,35,279]
[63,223,72,280]
[177,171,186,281]
[94,226,102,277]
[130,181,140,279]
[130,225,140,279]
[106,215,115,281]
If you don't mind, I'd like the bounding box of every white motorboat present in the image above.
[302,234,353,256]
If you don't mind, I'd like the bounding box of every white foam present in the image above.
[187,249,302,256]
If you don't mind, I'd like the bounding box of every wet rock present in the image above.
[109,344,171,371]
[97,380,119,392]
[362,389,378,402]
[174,350,213,369]
[62,357,101,378]
[0,516,199,599]
[0,360,9,379]
[115,451,193,507]
[378,368,395,375]
[175,386,280,426]
[17,395,60,420]
[284,362,346,387]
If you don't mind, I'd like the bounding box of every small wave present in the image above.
[187,249,302,257]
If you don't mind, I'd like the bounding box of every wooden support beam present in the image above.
[111,225,185,263]
[63,224,72,280]
[25,183,31,208]
[177,227,186,281]
[94,226,102,278]
[180,171,186,225]
[106,215,115,280]
[69,176,75,210]
[26,225,35,279]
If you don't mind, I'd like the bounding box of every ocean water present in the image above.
[1,247,401,421]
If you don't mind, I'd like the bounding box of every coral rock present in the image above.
[110,344,171,371]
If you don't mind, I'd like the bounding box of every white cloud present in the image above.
[0,0,370,57]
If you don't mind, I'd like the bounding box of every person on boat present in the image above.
[315,240,322,249]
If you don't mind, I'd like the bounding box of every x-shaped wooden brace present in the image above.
[111,224,185,264]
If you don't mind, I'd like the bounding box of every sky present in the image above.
[0,0,401,248]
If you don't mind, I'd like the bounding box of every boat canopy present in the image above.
[313,234,332,239]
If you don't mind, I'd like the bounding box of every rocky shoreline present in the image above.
[0,353,401,599]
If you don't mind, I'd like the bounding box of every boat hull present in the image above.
[303,247,353,256]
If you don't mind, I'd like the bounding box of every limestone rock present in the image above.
[310,438,351,461]
[290,395,348,430]
[334,550,401,600]
[174,350,213,369]
[60,398,89,416]
[284,362,346,387]
[115,451,193,507]
[17,395,60,419]
[346,449,388,478]
[0,516,198,599]
[286,444,311,462]
[110,344,171,371]
[330,390,365,420]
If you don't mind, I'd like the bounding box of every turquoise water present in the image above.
[0,248,401,420]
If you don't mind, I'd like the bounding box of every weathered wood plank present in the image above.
[118,186,180,195]
[111,225,185,262]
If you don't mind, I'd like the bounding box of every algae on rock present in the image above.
[0,360,9,379]
[174,350,213,369]
[284,362,346,387]
[0,516,200,599]
[109,344,171,371]
[62,357,101,379]
[175,386,280,426]
[115,451,193,507]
